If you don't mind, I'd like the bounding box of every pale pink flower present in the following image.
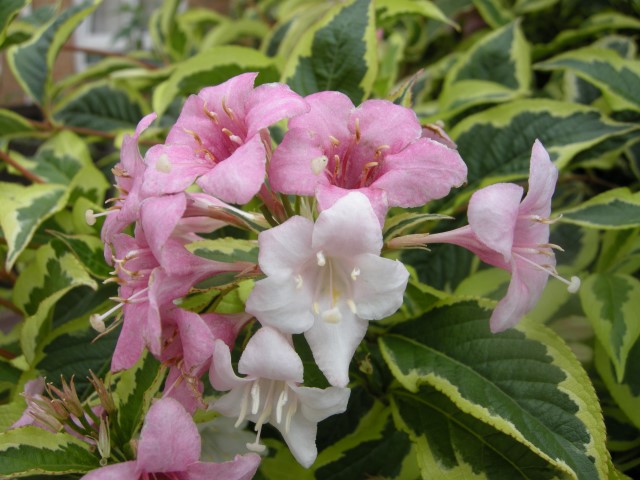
[268,91,467,223]
[421,140,580,332]
[245,192,409,387]
[81,397,260,480]
[142,72,308,204]
[210,328,350,468]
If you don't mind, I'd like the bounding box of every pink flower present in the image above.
[81,397,260,480]
[268,91,467,223]
[210,328,350,468]
[421,140,580,332]
[245,192,409,387]
[142,72,308,204]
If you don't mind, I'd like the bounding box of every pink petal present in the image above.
[197,134,266,204]
[352,253,409,320]
[245,82,309,138]
[142,144,211,197]
[197,72,257,129]
[186,454,261,480]
[164,366,205,414]
[372,139,467,207]
[80,461,139,480]
[176,310,216,373]
[468,183,524,263]
[316,184,388,226]
[140,194,187,263]
[519,139,557,217]
[238,327,303,383]
[304,311,368,387]
[490,256,550,332]
[268,127,330,195]
[137,397,201,473]
[349,99,421,153]
[313,192,383,257]
[111,303,146,372]
[257,215,314,277]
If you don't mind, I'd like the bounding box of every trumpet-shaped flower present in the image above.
[422,140,580,332]
[143,72,308,204]
[268,91,467,223]
[81,397,260,480]
[210,328,350,468]
[245,192,409,387]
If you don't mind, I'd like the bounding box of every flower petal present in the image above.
[278,413,318,468]
[349,99,420,152]
[315,184,389,226]
[140,194,186,264]
[288,91,353,149]
[142,144,210,197]
[186,454,261,480]
[313,192,382,257]
[245,274,315,333]
[137,397,201,473]
[304,310,368,387]
[197,134,266,204]
[257,215,314,277]
[519,139,557,217]
[238,327,303,382]
[290,384,350,423]
[246,82,309,138]
[372,138,467,207]
[80,461,139,480]
[352,254,409,320]
[210,339,247,392]
[468,183,524,263]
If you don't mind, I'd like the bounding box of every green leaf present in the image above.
[438,21,530,118]
[560,188,640,230]
[0,109,35,139]
[536,47,640,112]
[200,18,270,49]
[6,0,100,105]
[13,240,97,365]
[283,0,378,104]
[0,0,30,47]
[580,273,640,382]
[376,0,458,29]
[379,300,609,479]
[53,82,145,131]
[152,46,280,117]
[186,238,259,264]
[0,426,99,477]
[595,340,640,430]
[48,232,111,279]
[113,352,165,446]
[392,385,573,478]
[0,183,67,270]
[450,99,637,185]
[471,0,514,28]
[149,0,187,61]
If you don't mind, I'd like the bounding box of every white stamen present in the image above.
[311,155,328,175]
[313,303,320,314]
[316,251,326,267]
[530,214,563,224]
[568,276,581,293]
[275,388,288,424]
[514,253,581,293]
[322,307,342,324]
[155,153,171,173]
[250,382,261,415]
[294,274,303,289]
[246,441,266,453]
[351,267,360,280]
[230,135,243,145]
[90,315,106,333]
[235,383,252,428]
[347,299,357,314]
[285,393,297,433]
[85,209,110,226]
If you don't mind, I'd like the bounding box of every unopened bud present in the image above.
[88,371,115,414]
[97,416,111,466]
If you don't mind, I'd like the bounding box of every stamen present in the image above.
[182,128,204,147]
[329,135,340,146]
[354,118,361,142]
[313,303,320,314]
[90,315,106,333]
[221,97,235,120]
[255,381,276,430]
[311,155,328,175]
[347,299,357,314]
[285,393,297,433]
[155,153,171,173]
[316,251,326,267]
[351,267,360,280]
[222,128,242,145]
[246,440,266,453]
[234,384,252,428]
[196,148,217,163]
[250,382,261,415]
[375,145,390,156]
[514,253,581,293]
[322,307,342,324]
[203,102,219,124]
[530,214,563,224]
[294,274,303,289]
[333,154,341,179]
[275,387,288,424]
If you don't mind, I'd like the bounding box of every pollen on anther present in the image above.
[155,153,171,173]
[85,209,97,226]
[351,267,360,280]
[316,251,326,267]
[311,155,328,175]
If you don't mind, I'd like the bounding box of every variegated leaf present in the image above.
[561,188,640,230]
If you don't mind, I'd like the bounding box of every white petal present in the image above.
[245,275,315,333]
[313,192,382,257]
[239,328,303,383]
[304,310,368,387]
[278,411,318,468]
[290,384,350,422]
[209,339,248,392]
[352,254,409,320]
[258,216,314,277]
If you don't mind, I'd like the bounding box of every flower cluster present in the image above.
[73,73,580,474]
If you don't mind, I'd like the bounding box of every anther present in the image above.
[351,267,360,280]
[221,97,235,120]
[250,382,261,415]
[530,214,563,224]
[222,128,242,145]
[85,209,112,226]
[294,274,303,289]
[156,153,171,172]
[275,388,288,424]
[203,102,219,124]
[311,155,328,175]
[347,299,357,314]
[322,307,342,324]
[329,135,340,146]
[316,251,326,267]
[182,128,204,147]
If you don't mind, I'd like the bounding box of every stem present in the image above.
[0,150,45,183]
